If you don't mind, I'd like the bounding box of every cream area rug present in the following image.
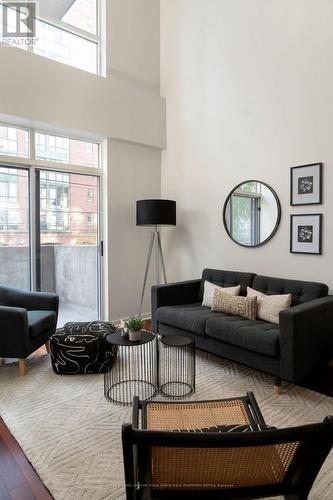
[0,351,333,500]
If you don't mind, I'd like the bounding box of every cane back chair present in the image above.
[122,392,333,500]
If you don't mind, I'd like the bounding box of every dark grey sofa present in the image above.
[152,269,333,391]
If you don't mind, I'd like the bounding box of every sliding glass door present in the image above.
[0,166,30,289]
[36,170,101,327]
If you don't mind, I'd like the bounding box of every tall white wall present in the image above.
[160,0,333,290]
[0,0,163,320]
[107,0,160,90]
[106,140,161,319]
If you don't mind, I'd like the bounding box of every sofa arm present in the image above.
[0,286,59,313]
[151,279,201,332]
[0,306,30,357]
[279,296,333,382]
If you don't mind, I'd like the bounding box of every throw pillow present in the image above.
[202,280,240,308]
[211,289,257,320]
[247,287,292,324]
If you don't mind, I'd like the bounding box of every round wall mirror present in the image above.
[223,180,281,247]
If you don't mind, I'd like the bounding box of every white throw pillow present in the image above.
[202,280,240,308]
[247,287,292,324]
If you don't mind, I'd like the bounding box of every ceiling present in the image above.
[37,0,76,20]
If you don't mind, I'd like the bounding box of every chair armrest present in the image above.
[0,306,30,355]
[151,279,201,331]
[0,286,59,313]
[279,296,333,382]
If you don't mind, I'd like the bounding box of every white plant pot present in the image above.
[128,330,141,342]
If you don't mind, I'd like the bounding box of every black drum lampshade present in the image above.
[136,199,176,227]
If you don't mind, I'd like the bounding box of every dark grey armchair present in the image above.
[0,286,59,375]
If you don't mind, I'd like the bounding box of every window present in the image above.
[3,1,101,75]
[62,0,98,35]
[0,126,29,158]
[0,168,18,201]
[0,210,20,231]
[0,124,102,325]
[87,213,96,225]
[34,19,98,74]
[40,171,70,232]
[87,188,94,202]
[230,183,261,246]
[35,132,99,167]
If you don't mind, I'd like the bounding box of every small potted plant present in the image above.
[125,317,144,342]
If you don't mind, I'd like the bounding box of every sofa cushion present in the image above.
[252,275,328,306]
[202,280,240,307]
[28,310,57,339]
[247,287,291,324]
[199,269,256,299]
[156,303,224,335]
[206,316,280,357]
[212,290,258,320]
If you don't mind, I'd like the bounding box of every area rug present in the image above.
[0,351,333,499]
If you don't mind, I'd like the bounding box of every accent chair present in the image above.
[0,286,59,375]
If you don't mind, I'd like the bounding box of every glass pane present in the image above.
[34,19,97,74]
[0,167,30,289]
[0,126,29,158]
[237,182,259,194]
[62,0,97,35]
[231,196,253,246]
[35,132,99,167]
[39,171,100,327]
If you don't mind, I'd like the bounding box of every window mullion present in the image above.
[29,165,37,291]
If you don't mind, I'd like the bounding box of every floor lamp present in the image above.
[137,199,176,316]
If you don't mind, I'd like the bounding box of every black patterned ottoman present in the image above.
[50,321,118,375]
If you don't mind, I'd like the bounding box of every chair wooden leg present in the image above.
[45,341,50,353]
[274,376,282,395]
[18,358,26,377]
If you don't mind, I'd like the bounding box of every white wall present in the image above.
[160,0,333,290]
[0,0,164,320]
[107,0,160,90]
[0,44,164,148]
[106,139,161,320]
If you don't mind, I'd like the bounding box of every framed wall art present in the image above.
[290,163,322,206]
[290,213,322,255]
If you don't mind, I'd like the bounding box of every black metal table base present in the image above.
[106,379,158,406]
[158,335,196,400]
[104,331,196,405]
[104,330,158,406]
[159,381,194,399]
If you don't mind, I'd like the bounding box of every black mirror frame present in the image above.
[222,179,282,248]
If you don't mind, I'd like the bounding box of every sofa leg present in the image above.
[19,358,26,376]
[45,341,50,353]
[274,376,282,395]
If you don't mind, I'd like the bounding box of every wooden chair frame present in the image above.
[122,392,333,500]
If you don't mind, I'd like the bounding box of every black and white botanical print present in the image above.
[298,176,314,194]
[298,225,313,243]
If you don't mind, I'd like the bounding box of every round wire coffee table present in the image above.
[104,330,158,406]
[159,335,195,399]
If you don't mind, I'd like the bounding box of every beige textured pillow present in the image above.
[247,287,292,324]
[202,280,240,308]
[211,289,257,320]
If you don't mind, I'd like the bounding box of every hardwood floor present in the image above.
[0,419,52,500]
